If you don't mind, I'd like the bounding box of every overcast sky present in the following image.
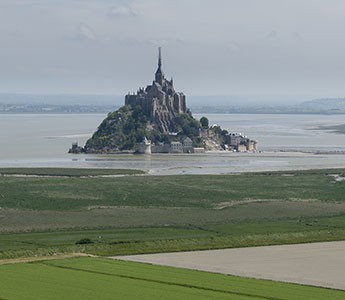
[1,0,345,101]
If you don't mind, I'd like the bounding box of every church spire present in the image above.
[158,47,162,69]
[155,47,164,84]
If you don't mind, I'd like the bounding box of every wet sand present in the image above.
[116,241,345,290]
[3,113,345,174]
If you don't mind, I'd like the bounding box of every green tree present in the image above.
[200,116,209,129]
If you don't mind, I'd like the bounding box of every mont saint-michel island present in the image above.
[70,48,257,155]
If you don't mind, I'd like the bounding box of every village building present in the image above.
[170,141,183,153]
[237,144,247,152]
[183,137,193,153]
[247,140,258,151]
[151,142,170,153]
[227,133,242,148]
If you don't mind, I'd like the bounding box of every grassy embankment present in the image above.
[1,168,345,258]
[1,257,344,300]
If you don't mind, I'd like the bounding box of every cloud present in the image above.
[107,4,137,18]
[2,0,345,96]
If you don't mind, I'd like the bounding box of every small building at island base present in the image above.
[138,137,152,154]
[68,142,84,154]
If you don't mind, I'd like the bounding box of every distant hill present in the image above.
[299,98,345,111]
[0,93,122,106]
[191,98,345,114]
[2,92,345,114]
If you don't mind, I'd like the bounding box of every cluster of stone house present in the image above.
[137,132,258,155]
[138,137,205,154]
[225,133,258,152]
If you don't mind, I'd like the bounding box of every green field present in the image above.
[2,215,345,259]
[1,168,345,259]
[0,167,145,177]
[0,168,344,210]
[1,257,344,300]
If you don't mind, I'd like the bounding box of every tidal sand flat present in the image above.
[117,241,345,291]
[3,114,345,174]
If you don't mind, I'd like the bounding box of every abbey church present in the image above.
[125,48,186,133]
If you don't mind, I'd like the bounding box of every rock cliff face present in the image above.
[125,47,186,133]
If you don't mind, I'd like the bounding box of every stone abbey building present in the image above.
[125,47,186,133]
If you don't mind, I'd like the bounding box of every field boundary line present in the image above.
[40,261,286,300]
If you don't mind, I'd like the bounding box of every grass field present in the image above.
[0,167,145,177]
[1,257,344,299]
[2,216,345,259]
[1,168,345,259]
[0,168,344,210]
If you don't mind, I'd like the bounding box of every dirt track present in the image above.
[0,253,91,265]
[116,241,345,290]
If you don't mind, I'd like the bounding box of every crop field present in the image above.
[1,168,345,259]
[1,257,344,300]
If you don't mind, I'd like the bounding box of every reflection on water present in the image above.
[2,113,345,174]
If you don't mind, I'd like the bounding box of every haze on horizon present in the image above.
[1,0,345,104]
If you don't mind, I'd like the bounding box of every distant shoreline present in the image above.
[2,111,345,115]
